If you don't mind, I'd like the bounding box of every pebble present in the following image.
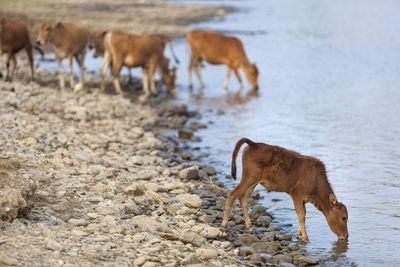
[175,193,202,208]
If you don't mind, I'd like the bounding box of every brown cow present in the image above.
[187,29,258,90]
[0,17,41,82]
[221,138,348,242]
[100,30,176,99]
[36,21,88,91]
[89,30,170,84]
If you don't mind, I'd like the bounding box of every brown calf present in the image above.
[100,30,176,99]
[0,17,40,82]
[36,21,88,91]
[221,138,348,242]
[187,29,258,90]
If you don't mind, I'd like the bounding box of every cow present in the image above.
[221,138,348,242]
[0,17,43,82]
[187,29,258,90]
[100,30,176,100]
[36,21,88,91]
[90,29,177,93]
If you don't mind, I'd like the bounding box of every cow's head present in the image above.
[242,62,259,90]
[0,17,8,34]
[325,194,349,240]
[89,30,106,57]
[36,21,54,45]
[164,66,177,94]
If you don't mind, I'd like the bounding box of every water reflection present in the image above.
[331,239,348,255]
[225,88,259,105]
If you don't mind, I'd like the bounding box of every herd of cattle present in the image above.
[0,17,259,99]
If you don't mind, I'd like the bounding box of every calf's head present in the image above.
[326,194,348,240]
[242,62,259,90]
[89,30,106,57]
[163,66,177,94]
[36,21,53,45]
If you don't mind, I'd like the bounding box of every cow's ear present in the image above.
[102,31,107,38]
[329,194,338,208]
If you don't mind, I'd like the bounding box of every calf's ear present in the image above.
[329,194,338,208]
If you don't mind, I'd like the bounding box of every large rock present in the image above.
[179,231,206,247]
[175,193,202,208]
[179,166,200,180]
[0,159,36,220]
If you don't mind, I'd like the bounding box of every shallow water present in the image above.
[170,0,400,266]
[34,0,400,265]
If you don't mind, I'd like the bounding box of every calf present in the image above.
[187,29,258,90]
[100,30,176,99]
[0,17,41,82]
[36,21,88,91]
[221,138,348,242]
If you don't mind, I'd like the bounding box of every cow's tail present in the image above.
[167,37,179,64]
[33,45,44,58]
[231,138,256,180]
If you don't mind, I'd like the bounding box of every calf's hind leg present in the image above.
[239,183,258,232]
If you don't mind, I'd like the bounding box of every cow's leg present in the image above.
[74,50,85,91]
[100,51,112,92]
[68,54,75,89]
[239,183,257,232]
[25,45,35,81]
[233,67,243,89]
[149,63,157,95]
[290,195,309,242]
[194,60,205,89]
[56,56,65,89]
[224,66,232,90]
[221,173,255,231]
[139,68,150,101]
[9,55,17,82]
[5,51,13,82]
[188,53,200,89]
[111,57,123,94]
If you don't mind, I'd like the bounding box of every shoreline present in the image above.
[1,1,320,266]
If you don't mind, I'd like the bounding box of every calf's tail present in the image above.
[231,138,256,180]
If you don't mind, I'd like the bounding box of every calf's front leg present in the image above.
[291,195,309,242]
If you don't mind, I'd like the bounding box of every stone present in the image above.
[256,215,272,227]
[299,256,319,265]
[145,191,168,204]
[137,169,158,180]
[237,233,259,245]
[134,256,146,266]
[175,193,202,208]
[179,166,200,180]
[179,231,206,247]
[178,130,194,140]
[203,166,217,176]
[195,248,218,259]
[200,226,221,239]
[274,254,292,263]
[0,254,18,265]
[264,242,280,251]
[239,246,255,256]
[182,253,202,265]
[70,229,89,236]
[46,239,63,251]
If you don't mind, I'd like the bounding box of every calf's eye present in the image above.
[342,216,346,222]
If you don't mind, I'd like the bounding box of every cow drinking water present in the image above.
[221,138,348,242]
[187,29,258,90]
